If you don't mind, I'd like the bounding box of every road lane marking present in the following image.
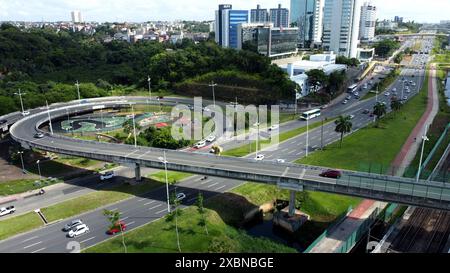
[80,236,96,244]
[207,182,219,188]
[21,236,39,243]
[149,204,162,210]
[126,221,135,226]
[215,185,226,191]
[31,247,46,253]
[144,200,156,205]
[137,198,147,202]
[120,216,129,221]
[282,167,290,177]
[155,209,167,214]
[110,208,118,211]
[24,241,42,249]
[125,150,139,158]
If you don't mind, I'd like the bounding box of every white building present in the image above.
[71,10,83,23]
[323,0,362,58]
[359,2,376,41]
[290,0,324,48]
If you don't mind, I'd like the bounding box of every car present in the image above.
[392,88,397,92]
[63,219,83,232]
[107,221,127,235]
[403,96,408,100]
[384,92,390,96]
[21,111,30,116]
[363,109,370,114]
[0,206,15,217]
[275,159,286,163]
[268,124,279,131]
[411,82,416,86]
[354,92,359,96]
[175,192,186,202]
[346,95,352,100]
[349,115,355,119]
[406,89,411,93]
[319,170,342,179]
[205,135,216,142]
[254,154,265,161]
[0,119,7,125]
[100,171,114,181]
[67,224,90,238]
[194,140,206,148]
[342,100,348,105]
[354,95,360,99]
[34,132,45,138]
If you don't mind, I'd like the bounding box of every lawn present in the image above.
[0,212,43,241]
[0,178,62,197]
[84,206,297,253]
[148,171,193,184]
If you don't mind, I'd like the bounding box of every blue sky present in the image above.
[0,0,448,23]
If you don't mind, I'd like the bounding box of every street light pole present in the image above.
[147,75,152,101]
[321,118,324,150]
[416,125,429,182]
[75,80,81,102]
[36,160,42,180]
[131,105,137,148]
[209,81,217,109]
[18,151,25,174]
[159,152,171,213]
[15,89,26,114]
[46,100,53,135]
[306,114,309,156]
[294,88,298,116]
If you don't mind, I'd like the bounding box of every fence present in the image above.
[303,206,353,253]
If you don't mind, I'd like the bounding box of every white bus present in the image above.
[347,84,358,93]
[300,109,321,120]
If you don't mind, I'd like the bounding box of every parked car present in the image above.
[63,219,84,232]
[0,206,16,217]
[319,170,342,179]
[100,171,114,181]
[107,221,127,235]
[67,224,90,238]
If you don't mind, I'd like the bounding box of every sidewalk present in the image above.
[308,63,439,253]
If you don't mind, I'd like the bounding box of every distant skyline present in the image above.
[0,0,448,23]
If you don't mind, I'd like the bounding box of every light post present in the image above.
[75,80,81,102]
[147,75,152,101]
[14,89,26,114]
[320,118,324,150]
[36,160,42,180]
[208,81,217,109]
[46,100,53,135]
[131,105,137,148]
[294,88,299,116]
[18,151,25,174]
[416,125,429,182]
[306,113,309,156]
[158,152,171,213]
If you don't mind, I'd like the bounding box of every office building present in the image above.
[359,2,376,41]
[322,0,362,58]
[215,4,249,48]
[71,10,83,23]
[290,0,324,48]
[270,4,290,28]
[250,5,269,24]
[237,23,298,58]
[394,16,403,23]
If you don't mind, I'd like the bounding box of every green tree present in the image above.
[196,192,208,235]
[306,69,328,93]
[103,209,127,253]
[373,102,387,124]
[390,98,402,115]
[334,115,353,148]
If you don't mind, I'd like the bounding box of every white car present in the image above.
[268,124,279,131]
[194,140,206,148]
[392,88,397,92]
[100,171,114,181]
[275,159,285,163]
[205,135,216,142]
[67,224,90,238]
[349,115,355,119]
[0,206,15,217]
[175,192,186,202]
[384,92,390,96]
[63,219,83,232]
[22,111,30,116]
[254,154,265,161]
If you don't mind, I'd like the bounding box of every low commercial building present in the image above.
[237,23,299,58]
[356,48,375,62]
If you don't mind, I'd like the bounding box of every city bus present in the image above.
[300,109,321,120]
[347,84,358,93]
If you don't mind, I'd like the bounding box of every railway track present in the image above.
[390,207,450,253]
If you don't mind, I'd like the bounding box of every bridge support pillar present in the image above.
[288,190,296,217]
[135,163,141,182]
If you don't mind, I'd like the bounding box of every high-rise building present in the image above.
[394,16,403,23]
[359,2,376,41]
[290,0,324,48]
[323,0,362,58]
[250,5,269,24]
[71,10,83,23]
[215,4,249,49]
[270,4,290,28]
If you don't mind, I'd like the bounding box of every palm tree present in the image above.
[390,98,402,114]
[373,102,387,122]
[334,115,353,148]
[103,209,127,253]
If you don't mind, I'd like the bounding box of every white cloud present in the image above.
[0,0,448,23]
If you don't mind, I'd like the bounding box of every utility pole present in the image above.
[75,80,81,102]
[14,89,26,114]
[46,100,53,135]
[209,81,217,109]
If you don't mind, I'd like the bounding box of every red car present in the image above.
[107,221,126,235]
[320,170,342,179]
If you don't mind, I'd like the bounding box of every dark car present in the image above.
[319,170,342,179]
[362,109,370,114]
[0,119,7,125]
[107,221,126,235]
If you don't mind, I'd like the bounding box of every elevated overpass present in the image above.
[7,99,450,211]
